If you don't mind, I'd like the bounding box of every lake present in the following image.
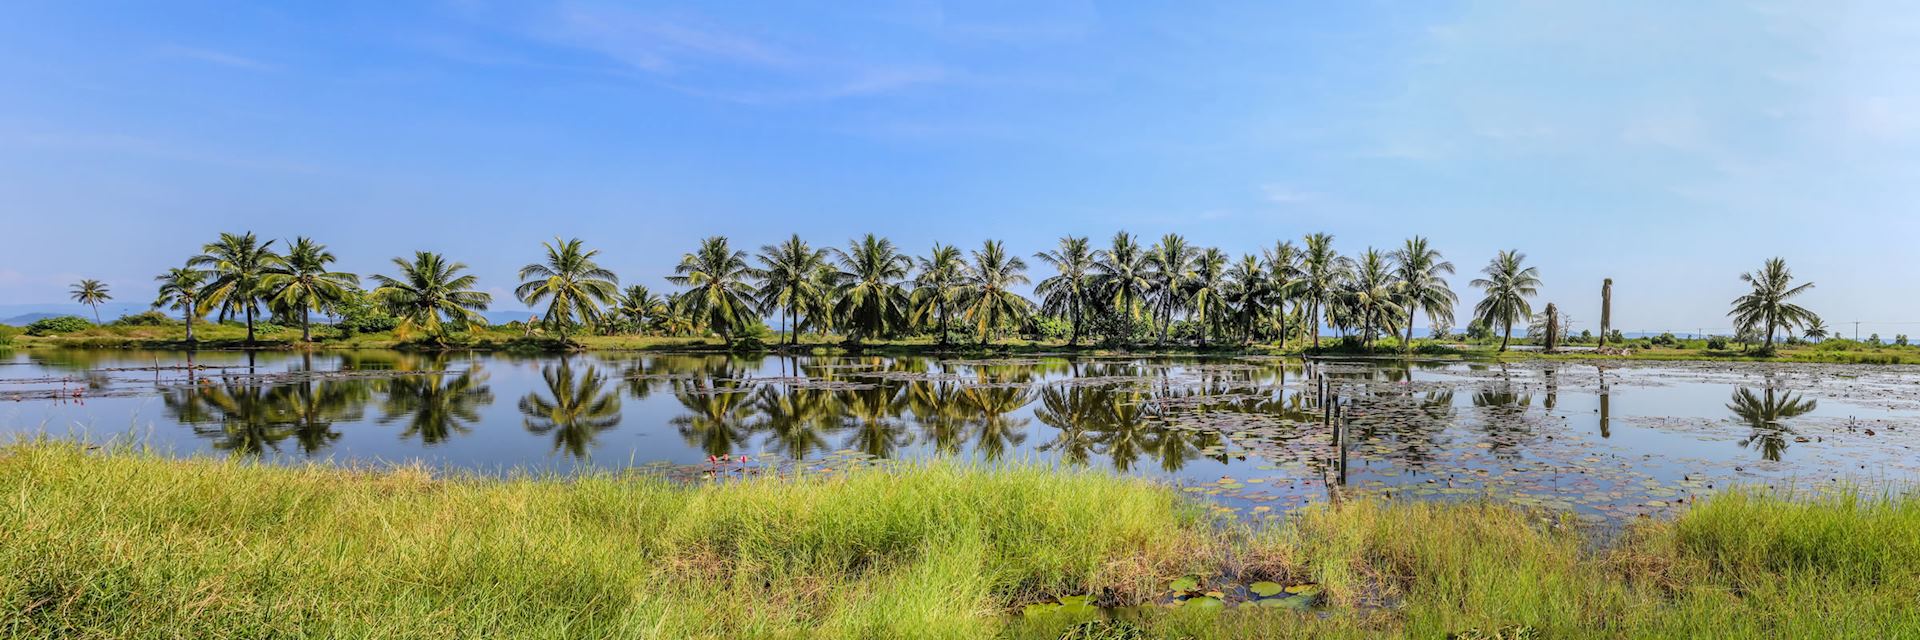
[5,349,1918,523]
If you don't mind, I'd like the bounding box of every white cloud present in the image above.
[1259,184,1315,205]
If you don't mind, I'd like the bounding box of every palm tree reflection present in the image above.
[519,361,622,459]
[1728,386,1817,461]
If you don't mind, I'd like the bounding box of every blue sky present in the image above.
[3,1,1917,336]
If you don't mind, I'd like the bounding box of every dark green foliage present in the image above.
[1707,336,1729,350]
[25,316,93,336]
[110,310,174,327]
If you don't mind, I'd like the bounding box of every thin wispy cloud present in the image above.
[156,45,276,71]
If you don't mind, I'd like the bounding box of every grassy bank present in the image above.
[4,442,1918,638]
[14,322,1920,365]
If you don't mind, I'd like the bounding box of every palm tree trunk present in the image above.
[245,305,256,345]
[91,305,101,324]
[1764,319,1775,349]
[1310,301,1321,349]
[185,311,196,344]
[1068,301,1080,347]
[1500,323,1512,352]
[302,307,312,342]
[1404,308,1416,355]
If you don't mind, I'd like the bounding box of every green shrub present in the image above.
[111,310,175,327]
[25,316,93,336]
[0,325,19,346]
[1707,336,1729,350]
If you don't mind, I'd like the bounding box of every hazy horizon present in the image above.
[5,2,1918,337]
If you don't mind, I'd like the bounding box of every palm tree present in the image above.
[1262,241,1302,348]
[909,243,967,347]
[1298,233,1348,349]
[153,267,207,343]
[1033,236,1094,346]
[1728,386,1818,461]
[611,285,668,334]
[70,279,111,323]
[190,232,284,345]
[1348,248,1404,348]
[958,240,1032,344]
[1728,258,1818,350]
[1188,248,1230,345]
[753,234,832,346]
[369,251,493,337]
[1390,236,1456,354]
[1145,234,1197,345]
[1092,231,1151,341]
[667,236,758,346]
[1803,317,1830,342]
[516,237,619,341]
[831,234,913,345]
[1225,255,1268,344]
[1471,250,1542,352]
[259,237,358,342]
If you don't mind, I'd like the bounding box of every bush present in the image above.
[336,291,399,335]
[0,325,19,346]
[1898,335,1910,347]
[111,310,175,327]
[25,316,93,336]
[1707,336,1729,350]
[1029,316,1070,342]
[1651,333,1680,347]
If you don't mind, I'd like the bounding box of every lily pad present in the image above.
[1185,596,1226,610]
[1249,581,1285,597]
[1169,576,1199,592]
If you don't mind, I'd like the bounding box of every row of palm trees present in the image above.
[96,230,1817,351]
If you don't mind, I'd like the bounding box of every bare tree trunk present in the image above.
[1599,278,1613,348]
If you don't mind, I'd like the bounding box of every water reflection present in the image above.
[1728,386,1818,461]
[519,361,622,459]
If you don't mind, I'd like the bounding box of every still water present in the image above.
[6,349,1919,522]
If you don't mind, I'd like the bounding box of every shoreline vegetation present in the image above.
[6,323,1919,365]
[22,230,1868,363]
[4,440,1917,638]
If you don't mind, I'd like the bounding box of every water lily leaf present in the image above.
[1249,581,1285,597]
[1284,584,1322,597]
[1186,596,1226,610]
[1170,576,1199,592]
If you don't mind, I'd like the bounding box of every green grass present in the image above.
[5,441,1919,638]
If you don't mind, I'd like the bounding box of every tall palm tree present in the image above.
[1298,233,1347,349]
[1188,248,1230,345]
[753,234,832,346]
[1728,257,1818,350]
[153,267,207,343]
[611,285,668,334]
[1033,236,1094,346]
[958,240,1032,344]
[190,232,284,345]
[516,237,619,341]
[1390,236,1456,354]
[1728,386,1818,461]
[667,236,758,346]
[1092,231,1150,342]
[369,251,493,337]
[831,234,913,345]
[70,279,111,323]
[260,237,358,342]
[1145,234,1196,345]
[1262,240,1303,348]
[1225,255,1268,344]
[1348,248,1404,348]
[1471,249,1542,352]
[909,243,967,347]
